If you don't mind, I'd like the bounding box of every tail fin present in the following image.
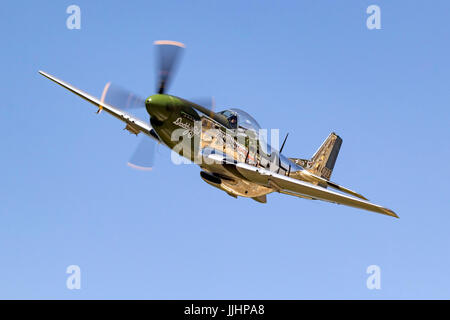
[309,132,342,180]
[289,133,370,200]
[290,132,342,180]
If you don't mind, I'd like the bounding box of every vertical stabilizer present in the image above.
[309,132,342,180]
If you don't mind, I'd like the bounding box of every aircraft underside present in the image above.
[199,163,273,202]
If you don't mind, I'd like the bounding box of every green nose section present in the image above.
[145,94,173,121]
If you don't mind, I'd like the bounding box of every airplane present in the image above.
[39,40,398,218]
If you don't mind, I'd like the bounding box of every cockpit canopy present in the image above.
[217,108,261,132]
[216,108,279,157]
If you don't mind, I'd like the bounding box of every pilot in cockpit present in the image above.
[228,114,238,129]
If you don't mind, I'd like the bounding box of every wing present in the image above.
[39,71,160,142]
[208,154,398,218]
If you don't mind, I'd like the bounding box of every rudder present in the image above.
[290,132,342,180]
[310,132,342,180]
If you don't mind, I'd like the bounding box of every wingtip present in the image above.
[384,208,399,219]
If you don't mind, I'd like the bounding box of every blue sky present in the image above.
[1,0,449,299]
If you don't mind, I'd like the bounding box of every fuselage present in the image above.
[145,94,304,198]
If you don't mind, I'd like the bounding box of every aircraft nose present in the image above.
[145,94,172,122]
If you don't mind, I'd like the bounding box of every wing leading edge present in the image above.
[208,154,398,218]
[38,71,160,142]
